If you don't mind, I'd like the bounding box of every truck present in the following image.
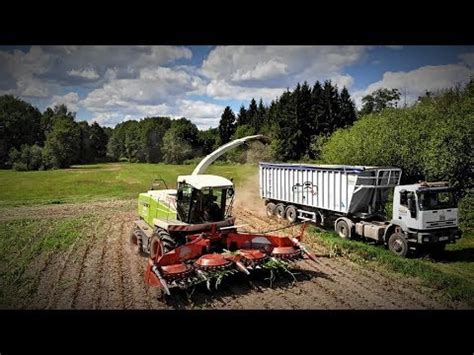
[259,162,462,257]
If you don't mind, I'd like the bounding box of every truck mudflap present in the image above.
[415,228,462,244]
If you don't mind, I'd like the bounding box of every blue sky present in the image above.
[0,45,472,129]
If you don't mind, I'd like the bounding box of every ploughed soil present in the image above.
[2,199,468,310]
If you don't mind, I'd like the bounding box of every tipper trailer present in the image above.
[259,162,462,257]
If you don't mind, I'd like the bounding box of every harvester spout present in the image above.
[192,135,268,176]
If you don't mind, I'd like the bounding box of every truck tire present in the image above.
[285,205,298,223]
[336,220,352,239]
[388,232,409,257]
[150,228,176,259]
[275,203,286,220]
[266,202,276,218]
[129,228,147,256]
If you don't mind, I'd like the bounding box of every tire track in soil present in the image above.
[327,257,446,309]
[302,230,448,308]
[48,236,93,309]
[118,214,156,310]
[23,251,55,309]
[60,218,103,309]
[302,258,398,309]
[35,220,91,309]
[299,236,444,309]
[71,217,112,309]
[98,215,126,309]
[26,201,455,309]
[233,208,449,309]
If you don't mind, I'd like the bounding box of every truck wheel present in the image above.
[266,202,276,218]
[336,220,351,239]
[388,232,409,257]
[129,228,147,256]
[285,205,298,223]
[275,203,286,220]
[150,228,176,259]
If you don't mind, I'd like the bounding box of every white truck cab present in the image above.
[392,182,461,246]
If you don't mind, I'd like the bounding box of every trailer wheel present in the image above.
[336,220,351,239]
[388,232,409,257]
[266,202,276,218]
[285,205,298,223]
[275,203,286,220]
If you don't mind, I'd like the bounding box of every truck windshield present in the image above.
[417,190,456,211]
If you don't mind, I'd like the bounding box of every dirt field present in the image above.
[4,199,468,310]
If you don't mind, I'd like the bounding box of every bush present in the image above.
[459,190,474,231]
[9,144,45,171]
[320,80,474,194]
[12,162,28,171]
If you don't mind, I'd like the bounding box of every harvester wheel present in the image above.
[285,205,298,223]
[149,228,177,259]
[276,203,286,220]
[129,228,147,256]
[266,202,276,218]
[149,235,163,260]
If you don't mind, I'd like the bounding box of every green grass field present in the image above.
[0,215,97,307]
[0,162,472,307]
[0,162,258,207]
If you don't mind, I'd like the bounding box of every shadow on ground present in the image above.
[423,247,474,263]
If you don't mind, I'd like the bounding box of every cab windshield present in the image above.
[177,183,232,223]
[416,189,457,211]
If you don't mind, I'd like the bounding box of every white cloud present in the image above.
[88,100,224,129]
[81,66,203,113]
[0,46,193,98]
[177,100,226,129]
[459,52,474,68]
[331,74,354,90]
[68,68,100,80]
[51,92,80,112]
[201,46,368,87]
[232,59,288,81]
[352,63,474,108]
[0,46,54,97]
[204,80,285,102]
[386,45,404,50]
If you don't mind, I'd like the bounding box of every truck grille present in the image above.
[426,220,456,228]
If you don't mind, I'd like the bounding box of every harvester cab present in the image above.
[175,174,235,224]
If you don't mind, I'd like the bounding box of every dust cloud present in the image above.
[234,171,266,217]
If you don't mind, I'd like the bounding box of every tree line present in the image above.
[0,79,360,169]
[0,97,110,170]
[217,81,357,161]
